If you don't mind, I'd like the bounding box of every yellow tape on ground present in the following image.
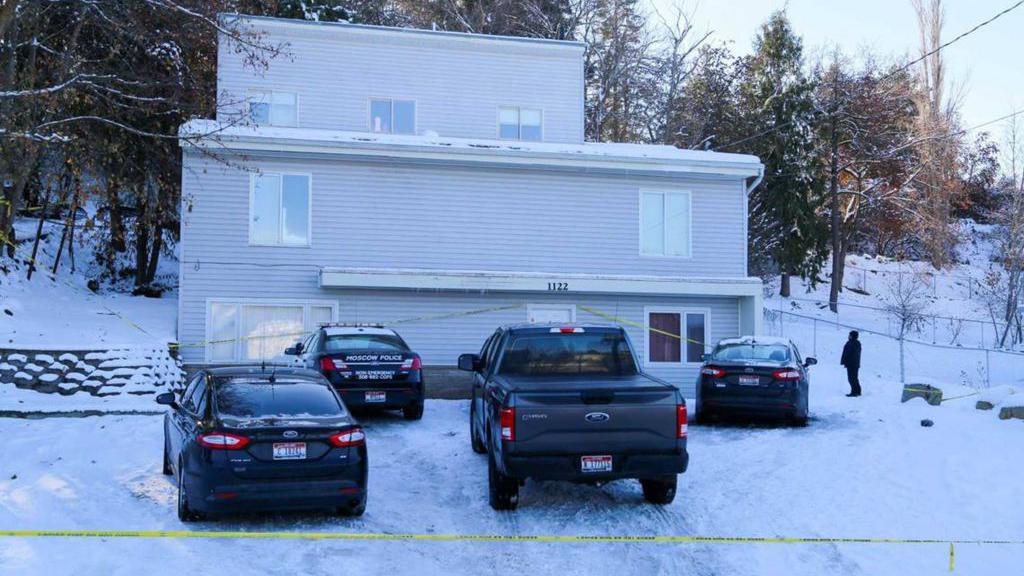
[0,530,1020,546]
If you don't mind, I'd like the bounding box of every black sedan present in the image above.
[694,337,816,426]
[283,324,424,420]
[157,366,368,521]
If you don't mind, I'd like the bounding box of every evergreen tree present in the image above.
[739,11,827,296]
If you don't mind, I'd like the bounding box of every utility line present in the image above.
[714,1,1023,152]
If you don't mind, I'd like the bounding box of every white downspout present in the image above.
[744,165,765,335]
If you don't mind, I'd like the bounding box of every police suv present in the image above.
[283,324,425,420]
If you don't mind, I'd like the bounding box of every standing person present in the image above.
[841,330,862,397]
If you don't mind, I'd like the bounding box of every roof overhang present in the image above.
[180,121,763,180]
[318,267,764,298]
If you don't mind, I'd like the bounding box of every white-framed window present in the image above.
[498,107,542,141]
[207,300,337,362]
[640,190,692,258]
[248,91,298,127]
[643,307,708,365]
[369,98,416,134]
[527,303,577,324]
[250,173,311,246]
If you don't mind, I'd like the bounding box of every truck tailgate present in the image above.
[511,384,679,454]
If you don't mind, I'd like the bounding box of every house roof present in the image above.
[222,13,587,52]
[179,120,763,179]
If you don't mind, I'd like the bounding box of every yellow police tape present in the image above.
[0,529,1018,546]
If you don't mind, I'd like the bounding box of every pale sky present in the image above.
[646,0,1022,134]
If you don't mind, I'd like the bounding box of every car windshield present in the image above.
[499,332,638,376]
[214,380,345,421]
[323,334,407,353]
[711,344,791,363]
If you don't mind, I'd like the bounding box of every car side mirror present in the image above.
[458,353,481,372]
[804,357,818,367]
[285,342,303,355]
[156,392,178,408]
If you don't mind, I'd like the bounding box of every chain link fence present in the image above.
[765,308,1024,388]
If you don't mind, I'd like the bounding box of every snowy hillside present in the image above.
[0,217,176,349]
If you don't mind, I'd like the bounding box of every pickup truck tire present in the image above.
[488,448,519,510]
[403,403,424,421]
[640,476,677,505]
[470,401,486,454]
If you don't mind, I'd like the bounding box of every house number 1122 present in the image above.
[547,282,569,291]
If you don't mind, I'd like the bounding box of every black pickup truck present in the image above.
[459,324,689,510]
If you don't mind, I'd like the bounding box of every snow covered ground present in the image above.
[1,367,1022,576]
[0,218,176,349]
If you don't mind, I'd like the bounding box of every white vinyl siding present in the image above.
[498,107,542,141]
[248,91,298,127]
[250,173,311,246]
[640,190,692,258]
[370,99,416,134]
[206,300,336,362]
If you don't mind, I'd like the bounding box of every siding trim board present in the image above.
[318,267,763,297]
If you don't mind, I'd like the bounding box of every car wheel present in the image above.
[487,445,518,511]
[176,459,203,522]
[338,500,366,517]
[162,437,173,476]
[695,409,714,425]
[640,476,677,505]
[791,414,809,427]
[470,400,486,454]
[403,403,424,421]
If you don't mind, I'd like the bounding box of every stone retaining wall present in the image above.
[0,347,183,397]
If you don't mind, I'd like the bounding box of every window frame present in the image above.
[248,171,313,248]
[639,189,693,259]
[642,306,711,366]
[247,89,299,127]
[204,299,338,364]
[497,106,544,141]
[367,97,417,135]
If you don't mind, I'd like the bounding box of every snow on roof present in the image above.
[322,326,397,337]
[180,120,762,176]
[716,336,793,347]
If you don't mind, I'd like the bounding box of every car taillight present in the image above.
[676,404,688,438]
[772,369,801,381]
[550,327,584,334]
[320,357,350,372]
[330,427,366,447]
[197,432,250,450]
[500,407,515,441]
[701,366,726,378]
[400,357,422,370]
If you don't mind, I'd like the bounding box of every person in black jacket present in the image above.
[841,331,862,397]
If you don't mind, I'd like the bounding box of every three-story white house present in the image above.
[178,14,765,395]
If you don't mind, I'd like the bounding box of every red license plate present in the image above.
[581,455,612,473]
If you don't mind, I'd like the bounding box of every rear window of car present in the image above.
[711,344,791,363]
[214,380,345,419]
[323,334,407,353]
[499,332,638,376]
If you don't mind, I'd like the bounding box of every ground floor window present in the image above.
[207,300,336,362]
[644,307,708,365]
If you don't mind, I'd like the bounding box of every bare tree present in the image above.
[884,270,929,383]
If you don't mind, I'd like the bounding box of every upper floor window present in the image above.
[248,91,297,127]
[370,99,415,134]
[499,107,542,141]
[640,190,691,258]
[251,173,310,246]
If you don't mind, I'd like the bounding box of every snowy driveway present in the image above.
[1,369,1022,576]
